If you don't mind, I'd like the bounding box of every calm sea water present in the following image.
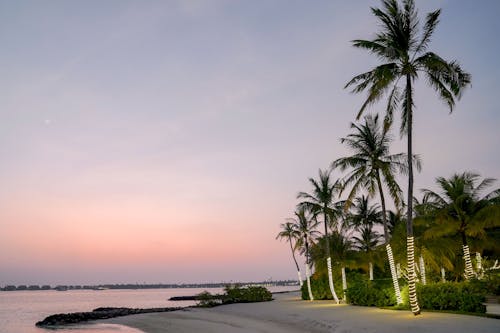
[0,286,298,333]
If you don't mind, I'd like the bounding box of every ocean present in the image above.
[0,286,298,333]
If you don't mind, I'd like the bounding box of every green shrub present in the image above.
[300,272,346,300]
[223,285,272,303]
[345,280,396,307]
[468,274,500,296]
[196,291,220,307]
[417,282,486,313]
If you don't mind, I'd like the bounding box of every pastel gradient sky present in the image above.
[1,0,499,285]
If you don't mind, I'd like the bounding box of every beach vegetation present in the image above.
[417,282,486,313]
[276,222,303,287]
[195,285,273,307]
[333,113,417,303]
[297,169,343,303]
[345,0,471,315]
[290,207,320,300]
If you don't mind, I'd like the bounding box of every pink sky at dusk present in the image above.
[1,0,499,285]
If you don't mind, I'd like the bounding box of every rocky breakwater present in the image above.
[36,306,183,327]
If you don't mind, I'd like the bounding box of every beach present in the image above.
[104,291,500,333]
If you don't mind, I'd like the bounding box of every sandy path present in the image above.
[104,292,500,333]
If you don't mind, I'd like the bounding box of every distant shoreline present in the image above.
[0,280,299,292]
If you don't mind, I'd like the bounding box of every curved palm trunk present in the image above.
[406,75,420,315]
[461,232,475,279]
[305,237,314,300]
[288,236,303,287]
[323,210,339,304]
[376,172,402,304]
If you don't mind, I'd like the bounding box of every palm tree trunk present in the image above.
[406,74,420,315]
[386,244,403,303]
[369,262,373,281]
[476,252,483,279]
[376,172,402,304]
[288,236,303,287]
[419,255,426,285]
[324,210,339,303]
[306,264,313,301]
[341,266,347,301]
[461,232,475,279]
[305,237,314,301]
[441,267,446,282]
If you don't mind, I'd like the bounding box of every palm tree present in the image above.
[413,196,458,282]
[276,222,303,286]
[333,114,419,302]
[310,229,355,300]
[292,208,320,300]
[419,172,500,279]
[345,0,471,314]
[349,195,383,280]
[297,169,342,303]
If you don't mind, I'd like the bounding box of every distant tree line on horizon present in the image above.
[0,279,299,292]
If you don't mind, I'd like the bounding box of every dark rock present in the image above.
[35,306,182,327]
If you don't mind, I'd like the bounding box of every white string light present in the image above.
[305,264,314,301]
[476,252,483,279]
[407,236,420,314]
[386,244,403,304]
[419,255,426,285]
[327,257,339,303]
[341,266,347,302]
[463,245,475,279]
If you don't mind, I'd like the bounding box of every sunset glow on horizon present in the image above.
[1,0,499,285]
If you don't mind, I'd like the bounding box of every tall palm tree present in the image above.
[297,169,342,303]
[333,114,418,303]
[345,0,471,314]
[419,172,500,279]
[292,208,320,301]
[349,195,383,280]
[276,222,303,286]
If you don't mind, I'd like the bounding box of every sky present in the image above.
[0,0,499,286]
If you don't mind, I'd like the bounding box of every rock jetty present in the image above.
[36,306,182,327]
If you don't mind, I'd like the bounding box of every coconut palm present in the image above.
[276,221,303,286]
[333,113,420,302]
[419,172,500,279]
[292,208,320,301]
[348,195,383,280]
[297,169,342,303]
[310,228,355,300]
[413,196,458,281]
[345,0,471,314]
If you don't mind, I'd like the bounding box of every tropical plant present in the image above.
[349,196,383,280]
[297,169,342,303]
[276,221,303,286]
[333,114,418,303]
[419,172,500,279]
[291,207,321,300]
[310,229,356,300]
[345,0,471,314]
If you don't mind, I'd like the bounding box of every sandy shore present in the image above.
[103,291,499,333]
